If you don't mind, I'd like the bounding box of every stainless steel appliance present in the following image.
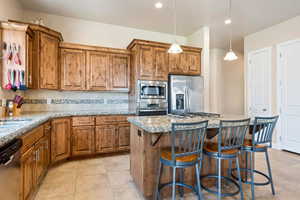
[0,138,22,200]
[137,80,168,116]
[168,75,204,114]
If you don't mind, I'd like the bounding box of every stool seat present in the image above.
[161,149,198,163]
[204,142,239,156]
[243,139,267,150]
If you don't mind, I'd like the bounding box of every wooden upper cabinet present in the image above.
[60,48,86,90]
[72,126,95,156]
[110,54,130,91]
[51,118,71,163]
[86,51,110,90]
[153,47,169,80]
[128,39,202,79]
[39,33,59,89]
[139,46,154,80]
[187,52,201,75]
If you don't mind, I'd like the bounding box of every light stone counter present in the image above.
[127,114,251,133]
[0,110,135,148]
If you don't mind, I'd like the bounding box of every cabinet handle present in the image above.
[137,130,142,137]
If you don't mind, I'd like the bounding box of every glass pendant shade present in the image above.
[224,49,238,61]
[168,43,183,54]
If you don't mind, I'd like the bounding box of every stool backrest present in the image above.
[171,121,208,162]
[252,116,279,148]
[218,119,250,153]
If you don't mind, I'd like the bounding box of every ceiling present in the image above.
[19,0,300,52]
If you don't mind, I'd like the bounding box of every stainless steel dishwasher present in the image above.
[0,138,22,200]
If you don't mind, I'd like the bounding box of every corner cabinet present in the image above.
[38,33,60,89]
[51,118,71,163]
[60,43,130,91]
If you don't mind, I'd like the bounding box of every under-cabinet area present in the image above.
[16,114,131,200]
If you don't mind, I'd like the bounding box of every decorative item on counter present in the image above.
[19,70,27,90]
[7,100,14,117]
[4,69,12,90]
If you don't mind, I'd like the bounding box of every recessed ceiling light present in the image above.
[224,18,232,25]
[155,2,163,9]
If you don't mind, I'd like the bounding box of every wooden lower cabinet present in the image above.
[117,123,130,151]
[51,118,71,163]
[95,125,116,153]
[72,126,95,156]
[20,123,50,200]
[21,147,35,200]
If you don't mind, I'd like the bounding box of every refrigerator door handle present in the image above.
[187,88,191,113]
[184,87,187,114]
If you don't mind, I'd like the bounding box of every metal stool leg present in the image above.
[265,150,275,195]
[245,151,248,182]
[228,159,232,177]
[155,161,163,200]
[195,162,203,200]
[218,158,222,200]
[179,168,184,197]
[250,151,255,200]
[172,167,177,200]
[236,154,244,200]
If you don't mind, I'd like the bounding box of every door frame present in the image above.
[246,47,273,117]
[276,39,300,151]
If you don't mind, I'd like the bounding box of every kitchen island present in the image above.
[128,114,252,199]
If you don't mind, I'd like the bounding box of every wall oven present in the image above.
[137,80,168,116]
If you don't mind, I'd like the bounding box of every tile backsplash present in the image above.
[1,89,129,111]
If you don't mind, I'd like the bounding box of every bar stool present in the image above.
[201,119,250,200]
[231,116,279,200]
[154,121,209,200]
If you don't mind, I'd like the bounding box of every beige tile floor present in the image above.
[35,149,300,200]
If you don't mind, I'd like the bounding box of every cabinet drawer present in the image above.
[21,125,44,154]
[96,115,128,125]
[72,116,95,126]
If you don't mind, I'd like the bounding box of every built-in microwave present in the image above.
[138,80,167,99]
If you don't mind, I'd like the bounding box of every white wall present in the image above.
[0,0,23,21]
[244,15,300,115]
[23,10,186,49]
[209,49,244,115]
[187,27,210,111]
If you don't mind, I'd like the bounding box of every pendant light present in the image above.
[224,0,238,61]
[168,0,182,54]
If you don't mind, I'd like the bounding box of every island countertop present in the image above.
[127,114,251,133]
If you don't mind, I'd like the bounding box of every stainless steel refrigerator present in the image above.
[168,75,204,114]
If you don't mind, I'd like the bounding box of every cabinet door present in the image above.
[34,139,47,185]
[117,123,130,151]
[39,33,59,89]
[86,51,110,90]
[110,54,130,91]
[44,123,51,167]
[51,118,71,163]
[153,47,168,81]
[26,34,34,89]
[179,53,190,74]
[61,48,86,90]
[169,53,182,74]
[139,46,154,80]
[21,147,35,200]
[187,52,201,75]
[72,126,95,156]
[95,125,116,153]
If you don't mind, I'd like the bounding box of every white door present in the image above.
[278,40,300,154]
[247,48,272,118]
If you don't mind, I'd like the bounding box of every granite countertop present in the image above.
[0,110,135,148]
[127,114,251,133]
